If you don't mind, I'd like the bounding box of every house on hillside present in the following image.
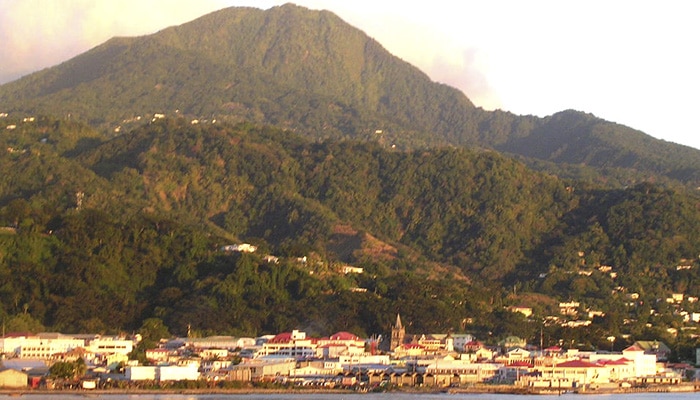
[220,243,257,253]
[559,302,580,316]
[509,306,533,317]
[341,265,364,274]
[499,336,526,349]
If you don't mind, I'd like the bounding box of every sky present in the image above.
[1,0,698,149]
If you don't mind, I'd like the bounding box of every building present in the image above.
[390,314,405,351]
[167,335,255,351]
[228,359,296,381]
[88,337,133,356]
[145,348,172,364]
[159,364,199,381]
[200,348,228,360]
[509,306,533,317]
[316,331,366,358]
[417,334,453,353]
[1,333,84,359]
[201,359,232,373]
[125,365,199,382]
[257,330,315,359]
[422,357,500,386]
[220,243,257,253]
[528,359,610,388]
[341,265,364,274]
[559,302,580,316]
[451,334,477,352]
[126,365,157,381]
[631,341,671,362]
[0,369,27,388]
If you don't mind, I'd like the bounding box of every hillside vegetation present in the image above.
[2,3,700,359]
[1,117,700,358]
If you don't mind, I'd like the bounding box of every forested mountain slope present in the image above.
[2,117,700,349]
[1,4,700,187]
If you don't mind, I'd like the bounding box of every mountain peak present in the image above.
[0,3,473,144]
[2,4,700,187]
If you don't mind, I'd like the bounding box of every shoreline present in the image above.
[444,382,700,395]
[1,387,357,396]
[1,383,699,396]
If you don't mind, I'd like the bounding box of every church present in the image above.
[389,314,461,355]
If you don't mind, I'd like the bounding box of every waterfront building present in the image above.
[1,333,84,359]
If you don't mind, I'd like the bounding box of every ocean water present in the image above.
[1,393,698,400]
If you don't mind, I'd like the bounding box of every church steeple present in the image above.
[390,313,405,351]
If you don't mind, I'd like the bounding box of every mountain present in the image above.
[2,4,700,187]
[495,110,700,186]
[4,4,700,353]
[0,4,473,148]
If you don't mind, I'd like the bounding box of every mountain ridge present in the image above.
[1,3,700,188]
[2,4,700,354]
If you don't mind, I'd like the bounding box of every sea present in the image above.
[0,393,697,400]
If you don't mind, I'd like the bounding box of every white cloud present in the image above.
[0,0,233,82]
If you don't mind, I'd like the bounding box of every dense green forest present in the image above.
[2,116,700,360]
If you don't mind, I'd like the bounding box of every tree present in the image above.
[138,317,171,346]
[4,313,45,333]
[49,359,85,380]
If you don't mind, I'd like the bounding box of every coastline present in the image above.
[1,382,699,396]
[444,382,700,395]
[0,387,357,396]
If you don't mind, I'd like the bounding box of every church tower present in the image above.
[390,313,405,351]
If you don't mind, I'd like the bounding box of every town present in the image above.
[1,312,699,394]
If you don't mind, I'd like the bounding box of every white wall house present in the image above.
[126,365,200,381]
[1,333,84,359]
[88,337,133,356]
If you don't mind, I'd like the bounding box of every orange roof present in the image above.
[268,332,293,343]
[598,358,630,366]
[556,359,599,368]
[2,332,33,338]
[329,331,360,341]
[510,361,532,367]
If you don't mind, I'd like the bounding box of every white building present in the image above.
[159,364,199,381]
[1,333,84,359]
[172,336,255,351]
[126,365,157,381]
[257,330,315,359]
[88,337,133,356]
[125,365,200,381]
[338,354,390,366]
[220,243,257,253]
[422,356,501,384]
[451,334,476,352]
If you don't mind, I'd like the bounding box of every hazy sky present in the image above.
[1,0,698,149]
